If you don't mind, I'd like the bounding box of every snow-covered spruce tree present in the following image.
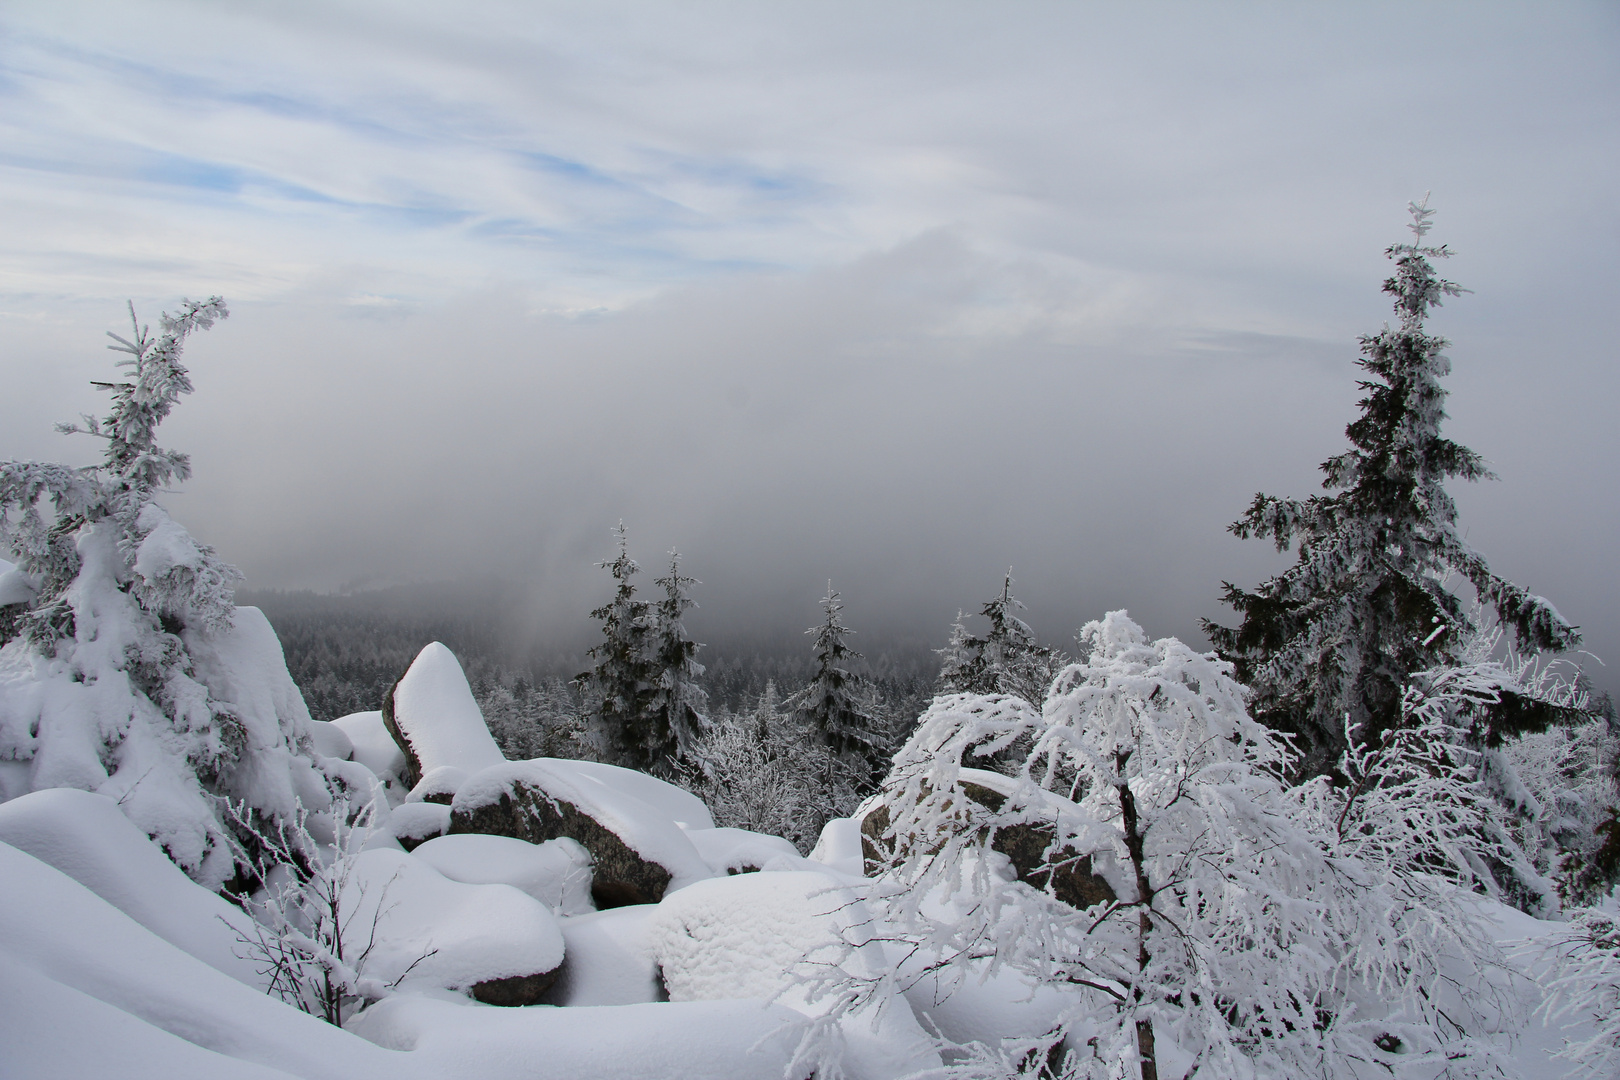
[788,582,880,781]
[1205,199,1581,779]
[937,571,1064,707]
[643,550,708,774]
[0,300,337,887]
[840,612,1515,1079]
[576,522,659,771]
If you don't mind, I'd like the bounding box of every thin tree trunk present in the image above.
[1117,753,1158,1080]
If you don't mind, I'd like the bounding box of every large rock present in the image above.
[381,642,505,789]
[861,768,1115,910]
[449,760,711,908]
[341,848,565,1005]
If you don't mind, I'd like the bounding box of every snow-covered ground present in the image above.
[0,632,1609,1080]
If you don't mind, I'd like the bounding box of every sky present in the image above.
[1,1,1616,687]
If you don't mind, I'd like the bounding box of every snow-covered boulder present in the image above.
[382,642,505,788]
[651,870,941,1080]
[0,788,261,988]
[407,764,468,805]
[862,767,1116,910]
[546,758,716,830]
[342,848,566,1006]
[386,801,452,852]
[545,905,666,1006]
[411,833,594,915]
[686,825,804,876]
[450,760,712,908]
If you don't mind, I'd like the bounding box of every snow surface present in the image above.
[340,848,566,993]
[333,711,406,789]
[308,719,354,762]
[0,562,36,607]
[687,824,807,875]
[347,995,811,1080]
[131,502,205,580]
[406,763,468,803]
[1,833,804,1080]
[390,642,506,775]
[387,801,450,845]
[547,757,717,830]
[0,840,397,1080]
[650,869,942,1080]
[455,759,714,891]
[547,904,667,1006]
[0,788,262,987]
[411,832,594,915]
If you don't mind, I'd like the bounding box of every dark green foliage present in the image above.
[937,571,1062,706]
[578,523,661,772]
[644,552,708,773]
[789,583,879,768]
[1204,202,1580,779]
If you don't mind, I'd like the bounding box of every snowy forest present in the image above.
[1,205,1618,1080]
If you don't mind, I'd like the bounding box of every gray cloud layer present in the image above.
[2,2,1615,687]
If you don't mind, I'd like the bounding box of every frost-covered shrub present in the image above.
[1536,902,1620,1078]
[845,611,1516,1079]
[0,300,335,886]
[682,681,842,853]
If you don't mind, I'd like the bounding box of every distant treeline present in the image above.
[243,584,942,733]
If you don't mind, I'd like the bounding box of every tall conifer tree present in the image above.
[578,522,657,770]
[646,550,708,772]
[1205,200,1580,778]
[790,582,877,764]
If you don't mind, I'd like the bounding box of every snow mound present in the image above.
[808,815,867,880]
[348,995,810,1080]
[0,840,395,1080]
[687,825,805,876]
[407,764,468,804]
[341,848,565,998]
[385,643,505,783]
[547,905,666,1006]
[0,562,36,607]
[650,870,941,1080]
[332,710,406,793]
[547,757,716,830]
[388,802,450,849]
[0,788,261,988]
[411,833,594,915]
[307,720,354,762]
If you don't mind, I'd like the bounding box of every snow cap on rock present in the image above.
[383,642,506,786]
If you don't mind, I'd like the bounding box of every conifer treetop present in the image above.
[1206,204,1579,776]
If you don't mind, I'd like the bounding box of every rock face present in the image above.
[861,771,1115,911]
[381,643,506,790]
[449,761,712,909]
